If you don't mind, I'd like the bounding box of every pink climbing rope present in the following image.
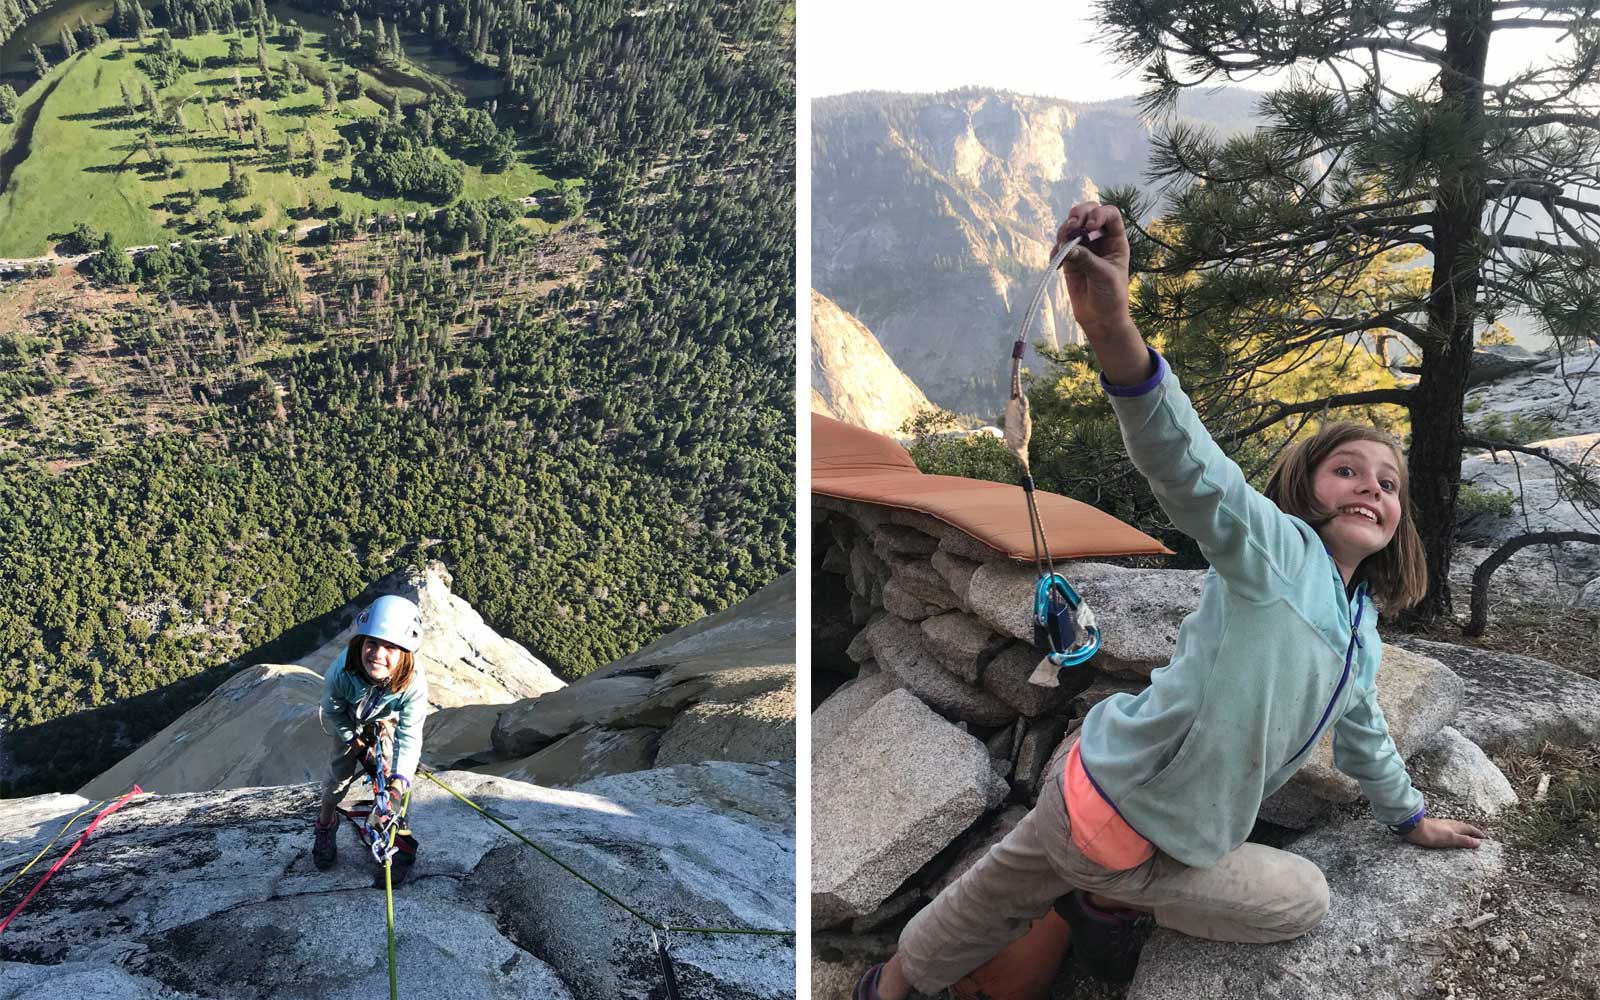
[0,784,143,934]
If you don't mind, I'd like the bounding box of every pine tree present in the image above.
[119,78,137,117]
[323,78,337,109]
[0,84,17,125]
[1097,0,1600,619]
[29,43,49,77]
[58,25,76,57]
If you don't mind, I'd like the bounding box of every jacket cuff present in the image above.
[1100,347,1168,397]
[1387,804,1425,836]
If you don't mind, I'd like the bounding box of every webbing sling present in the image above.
[1004,227,1104,681]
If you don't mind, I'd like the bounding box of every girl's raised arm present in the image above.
[1057,204,1315,598]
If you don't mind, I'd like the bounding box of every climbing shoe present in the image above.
[1056,890,1153,983]
[852,963,885,1000]
[312,818,338,870]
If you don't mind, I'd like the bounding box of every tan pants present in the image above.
[898,758,1329,994]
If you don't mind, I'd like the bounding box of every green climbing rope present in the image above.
[419,769,793,937]
[383,782,414,1000]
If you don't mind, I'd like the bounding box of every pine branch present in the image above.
[1466,530,1600,635]
[1217,387,1415,444]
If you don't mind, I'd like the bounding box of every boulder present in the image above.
[965,561,1206,675]
[0,764,795,1000]
[882,578,943,620]
[1411,726,1519,815]
[1013,717,1069,802]
[862,616,1015,726]
[477,726,660,786]
[887,508,1009,564]
[1391,637,1600,754]
[931,550,983,606]
[608,665,796,731]
[886,556,963,609]
[489,676,657,757]
[1469,343,1544,385]
[422,703,507,769]
[813,673,905,754]
[655,681,797,767]
[977,644,1074,718]
[812,690,1009,926]
[1127,811,1504,1000]
[870,524,942,559]
[920,611,1009,683]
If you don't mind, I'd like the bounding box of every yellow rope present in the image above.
[0,798,107,899]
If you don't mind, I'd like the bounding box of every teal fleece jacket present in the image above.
[319,646,429,781]
[1077,351,1424,868]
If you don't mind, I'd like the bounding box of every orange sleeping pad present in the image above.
[812,413,1171,562]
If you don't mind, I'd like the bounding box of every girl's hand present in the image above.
[1054,202,1133,342]
[1404,817,1488,850]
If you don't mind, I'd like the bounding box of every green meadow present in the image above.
[0,19,553,256]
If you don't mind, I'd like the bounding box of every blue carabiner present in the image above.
[1034,573,1100,667]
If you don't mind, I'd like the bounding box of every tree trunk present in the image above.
[1403,0,1494,623]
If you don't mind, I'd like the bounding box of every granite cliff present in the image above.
[812,88,1258,415]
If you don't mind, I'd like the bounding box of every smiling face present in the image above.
[360,636,406,684]
[1311,440,1404,579]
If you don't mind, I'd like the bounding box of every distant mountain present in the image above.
[812,88,1261,415]
[811,290,934,437]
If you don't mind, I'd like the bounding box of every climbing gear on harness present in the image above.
[652,930,683,1000]
[1026,573,1101,687]
[355,594,423,652]
[335,729,416,870]
[0,785,142,935]
[1006,227,1106,686]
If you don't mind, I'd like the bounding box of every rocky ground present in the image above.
[0,762,796,1000]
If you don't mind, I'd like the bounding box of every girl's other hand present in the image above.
[1053,202,1133,341]
[1404,817,1488,850]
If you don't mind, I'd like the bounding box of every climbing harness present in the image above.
[418,768,793,1000]
[1006,227,1104,687]
[332,728,415,1000]
[334,730,417,871]
[0,785,142,934]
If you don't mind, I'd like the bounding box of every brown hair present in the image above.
[344,635,417,693]
[1263,422,1428,610]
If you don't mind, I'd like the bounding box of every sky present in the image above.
[802,0,1580,104]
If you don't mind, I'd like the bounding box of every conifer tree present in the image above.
[29,42,49,77]
[1096,0,1600,619]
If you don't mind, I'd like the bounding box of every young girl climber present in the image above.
[855,202,1487,999]
[312,594,429,882]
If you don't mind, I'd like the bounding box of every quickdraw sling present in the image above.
[1005,227,1103,686]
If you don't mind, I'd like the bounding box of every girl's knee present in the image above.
[1272,862,1329,938]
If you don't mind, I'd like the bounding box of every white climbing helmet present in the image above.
[355,595,423,652]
